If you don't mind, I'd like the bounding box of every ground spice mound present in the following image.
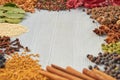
[0,23,28,37]
[37,0,68,11]
[0,53,48,80]
[0,0,37,12]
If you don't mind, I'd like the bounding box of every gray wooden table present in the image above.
[20,8,104,71]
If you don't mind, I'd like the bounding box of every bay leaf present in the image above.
[3,18,22,24]
[4,13,25,18]
[0,6,25,14]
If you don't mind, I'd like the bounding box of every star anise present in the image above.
[93,24,120,43]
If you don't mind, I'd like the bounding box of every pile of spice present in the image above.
[0,54,6,68]
[66,0,108,9]
[83,0,108,8]
[0,3,26,24]
[87,6,120,25]
[0,0,37,12]
[0,52,48,80]
[0,36,28,55]
[102,42,120,54]
[86,6,120,43]
[41,64,116,80]
[110,0,120,6]
[0,0,10,4]
[0,23,28,37]
[66,0,83,9]
[93,24,120,43]
[66,0,120,9]
[37,0,68,11]
[87,52,120,79]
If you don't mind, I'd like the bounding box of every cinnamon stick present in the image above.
[47,66,83,80]
[52,64,95,80]
[40,70,69,80]
[83,68,105,80]
[92,69,116,80]
[51,64,68,73]
[66,66,95,80]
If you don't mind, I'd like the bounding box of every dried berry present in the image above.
[87,52,120,79]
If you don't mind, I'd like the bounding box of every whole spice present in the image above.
[0,36,28,55]
[116,20,120,26]
[47,66,82,80]
[102,42,120,54]
[87,52,120,79]
[84,0,108,8]
[87,6,120,25]
[0,54,6,68]
[41,64,116,80]
[0,0,11,5]
[0,52,48,80]
[52,64,94,80]
[66,0,83,9]
[93,24,120,43]
[37,0,68,11]
[0,3,26,24]
[110,0,120,6]
[0,0,37,12]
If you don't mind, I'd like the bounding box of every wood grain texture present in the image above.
[19,9,104,71]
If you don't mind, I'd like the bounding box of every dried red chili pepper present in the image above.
[110,0,120,6]
[84,0,108,8]
[66,0,83,9]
